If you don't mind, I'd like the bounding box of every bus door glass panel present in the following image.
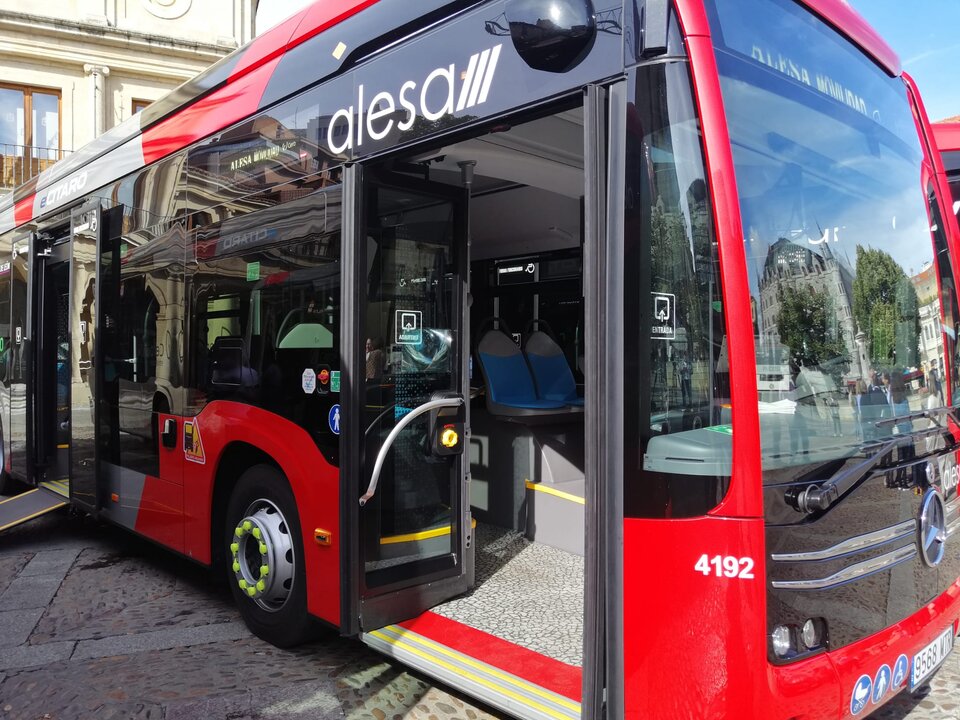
[360,175,466,592]
[35,241,71,486]
[70,207,99,506]
[98,207,178,483]
[0,239,9,472]
[9,236,28,480]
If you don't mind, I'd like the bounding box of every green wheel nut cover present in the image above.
[252,527,261,539]
[235,526,243,537]
[243,520,252,531]
[256,580,266,592]
[260,565,269,576]
[238,579,247,590]
[247,586,256,597]
[259,542,268,555]
[230,543,239,554]
[232,561,240,572]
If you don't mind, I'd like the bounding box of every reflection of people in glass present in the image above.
[787,370,808,455]
[677,352,692,407]
[860,371,888,440]
[365,337,384,380]
[890,371,910,434]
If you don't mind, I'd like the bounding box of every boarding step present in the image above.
[525,479,584,556]
[363,612,581,720]
[0,487,68,533]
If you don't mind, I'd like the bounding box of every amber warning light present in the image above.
[440,425,460,449]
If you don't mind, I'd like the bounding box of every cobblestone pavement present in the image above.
[0,504,958,720]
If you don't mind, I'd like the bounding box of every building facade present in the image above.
[0,0,257,196]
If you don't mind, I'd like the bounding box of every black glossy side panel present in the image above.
[765,442,960,653]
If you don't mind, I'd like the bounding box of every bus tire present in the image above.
[224,464,313,648]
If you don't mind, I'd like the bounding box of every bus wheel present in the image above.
[225,465,312,647]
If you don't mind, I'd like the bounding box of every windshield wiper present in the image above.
[787,437,904,514]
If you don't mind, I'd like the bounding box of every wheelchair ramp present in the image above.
[0,488,68,533]
[363,612,581,720]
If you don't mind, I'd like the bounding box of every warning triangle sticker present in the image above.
[183,419,206,464]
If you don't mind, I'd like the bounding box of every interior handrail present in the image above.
[359,394,464,507]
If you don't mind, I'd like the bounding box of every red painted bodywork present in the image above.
[904,73,960,407]
[140,0,382,166]
[14,196,33,226]
[141,57,282,165]
[933,123,960,154]
[161,401,342,626]
[398,612,583,701]
[623,517,769,719]
[683,32,762,520]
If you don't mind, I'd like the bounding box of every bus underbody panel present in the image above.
[0,487,68,533]
[361,612,582,720]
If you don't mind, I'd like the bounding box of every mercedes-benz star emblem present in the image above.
[919,489,947,568]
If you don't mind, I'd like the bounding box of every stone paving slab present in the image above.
[18,548,81,577]
[0,574,64,611]
[0,641,75,672]
[71,620,251,660]
[0,608,43,648]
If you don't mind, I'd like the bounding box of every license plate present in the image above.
[910,627,955,689]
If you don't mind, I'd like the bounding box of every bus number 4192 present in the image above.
[694,554,756,579]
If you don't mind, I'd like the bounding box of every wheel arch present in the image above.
[210,441,283,572]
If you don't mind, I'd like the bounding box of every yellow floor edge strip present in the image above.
[524,480,585,505]
[382,624,581,712]
[370,629,578,720]
[380,517,478,545]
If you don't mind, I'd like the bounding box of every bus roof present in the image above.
[0,0,903,234]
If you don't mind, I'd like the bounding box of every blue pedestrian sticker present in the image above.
[892,654,909,688]
[851,675,872,715]
[328,404,341,435]
[872,664,891,703]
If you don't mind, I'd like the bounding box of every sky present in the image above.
[845,1,960,122]
[254,0,960,121]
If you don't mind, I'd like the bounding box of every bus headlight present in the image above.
[772,625,793,658]
[801,618,826,650]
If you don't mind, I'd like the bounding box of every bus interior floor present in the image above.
[431,521,584,667]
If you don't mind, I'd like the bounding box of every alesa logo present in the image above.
[327,44,503,155]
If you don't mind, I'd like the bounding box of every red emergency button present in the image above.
[319,369,330,384]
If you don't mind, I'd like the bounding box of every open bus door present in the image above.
[0,202,102,532]
[342,164,471,632]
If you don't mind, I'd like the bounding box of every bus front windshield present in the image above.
[706,0,960,476]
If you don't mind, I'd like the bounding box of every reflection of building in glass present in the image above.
[756,237,857,377]
[912,261,944,381]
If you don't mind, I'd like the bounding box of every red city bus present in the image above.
[1,0,959,717]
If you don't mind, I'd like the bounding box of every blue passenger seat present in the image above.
[476,322,567,417]
[525,325,584,408]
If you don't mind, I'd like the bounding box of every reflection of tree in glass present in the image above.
[775,284,848,382]
[852,246,919,367]
[650,196,703,350]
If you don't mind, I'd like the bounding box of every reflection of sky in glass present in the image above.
[720,70,932,288]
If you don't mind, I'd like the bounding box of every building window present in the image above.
[132,98,152,115]
[0,83,62,191]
